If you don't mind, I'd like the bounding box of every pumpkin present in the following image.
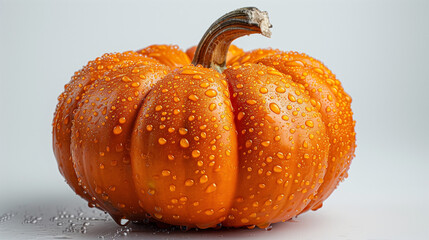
[53,7,356,229]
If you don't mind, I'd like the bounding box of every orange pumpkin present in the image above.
[53,7,355,229]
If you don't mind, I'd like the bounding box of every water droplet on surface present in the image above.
[179,128,188,135]
[185,179,194,186]
[245,140,253,148]
[246,100,257,105]
[209,103,217,111]
[158,138,167,145]
[180,138,190,148]
[273,165,282,173]
[237,112,245,120]
[121,76,132,82]
[269,103,281,114]
[205,183,217,193]
[113,125,122,135]
[192,150,201,158]
[204,209,214,215]
[305,120,314,128]
[200,82,209,88]
[200,175,208,183]
[205,89,217,97]
[161,170,171,176]
[188,94,199,102]
[119,117,126,124]
[276,87,286,93]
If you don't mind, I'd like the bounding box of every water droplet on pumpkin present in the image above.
[192,150,201,158]
[237,112,245,120]
[246,99,257,105]
[205,89,217,97]
[276,87,286,93]
[261,141,271,147]
[259,87,268,94]
[119,117,126,124]
[305,120,314,128]
[113,125,122,135]
[180,138,190,148]
[158,138,167,145]
[200,175,208,183]
[273,165,282,173]
[185,179,194,186]
[121,76,132,82]
[269,103,280,114]
[200,82,209,88]
[245,140,253,148]
[205,183,217,193]
[209,103,217,111]
[161,170,171,176]
[205,209,214,216]
[179,128,188,135]
[188,94,199,102]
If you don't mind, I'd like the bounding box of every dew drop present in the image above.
[158,138,167,145]
[119,117,126,124]
[276,87,286,93]
[246,99,257,105]
[269,103,281,114]
[200,82,209,88]
[179,128,188,135]
[259,87,268,94]
[205,89,217,98]
[188,94,199,102]
[237,112,245,120]
[121,76,132,82]
[113,125,122,135]
[192,150,201,158]
[245,140,253,148]
[161,170,171,176]
[305,120,314,128]
[205,183,217,193]
[273,165,282,173]
[261,141,271,147]
[205,209,214,216]
[200,175,208,183]
[209,103,217,111]
[185,179,194,186]
[180,138,190,148]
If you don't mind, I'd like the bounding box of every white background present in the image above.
[1,0,428,239]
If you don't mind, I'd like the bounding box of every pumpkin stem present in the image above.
[192,7,272,73]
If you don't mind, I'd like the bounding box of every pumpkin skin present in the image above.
[52,7,355,229]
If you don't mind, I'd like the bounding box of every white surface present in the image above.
[1,0,429,239]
